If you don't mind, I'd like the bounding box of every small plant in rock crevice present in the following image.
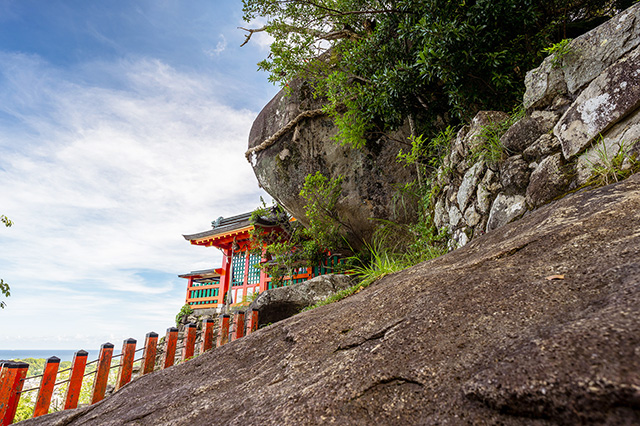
[469,106,525,165]
[586,138,640,187]
[543,38,573,68]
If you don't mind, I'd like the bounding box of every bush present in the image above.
[175,304,193,326]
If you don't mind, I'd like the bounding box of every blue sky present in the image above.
[0,0,278,350]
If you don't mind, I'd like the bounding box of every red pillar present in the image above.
[220,248,232,305]
[91,342,114,404]
[185,277,193,305]
[115,338,136,391]
[217,314,230,347]
[201,319,215,353]
[182,323,196,361]
[232,311,245,341]
[141,332,158,375]
[163,327,178,369]
[259,247,268,293]
[64,350,88,410]
[246,308,259,335]
[33,356,61,417]
[0,361,29,426]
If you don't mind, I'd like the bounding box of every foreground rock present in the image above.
[249,274,355,327]
[27,175,640,425]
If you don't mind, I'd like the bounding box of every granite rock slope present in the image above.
[25,173,640,425]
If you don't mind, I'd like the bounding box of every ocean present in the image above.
[0,349,121,363]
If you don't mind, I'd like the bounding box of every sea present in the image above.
[0,349,121,363]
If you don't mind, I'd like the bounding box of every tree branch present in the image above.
[238,26,267,47]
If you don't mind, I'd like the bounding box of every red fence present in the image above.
[0,309,258,425]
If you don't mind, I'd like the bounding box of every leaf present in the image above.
[545,274,565,281]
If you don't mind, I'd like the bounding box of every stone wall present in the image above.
[433,3,640,248]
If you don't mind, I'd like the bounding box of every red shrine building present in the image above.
[180,212,342,311]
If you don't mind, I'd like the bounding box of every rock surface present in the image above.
[25,174,640,425]
[555,46,640,159]
[248,274,355,326]
[247,79,416,249]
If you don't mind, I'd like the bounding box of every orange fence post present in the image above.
[64,350,88,410]
[201,319,215,353]
[115,338,136,391]
[246,308,259,335]
[163,327,178,369]
[91,342,114,404]
[142,332,158,375]
[182,324,196,361]
[33,356,61,417]
[217,314,230,347]
[232,311,245,341]
[0,361,29,426]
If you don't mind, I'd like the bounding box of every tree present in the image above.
[1,214,12,309]
[241,0,634,148]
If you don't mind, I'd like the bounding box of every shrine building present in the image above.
[180,211,343,311]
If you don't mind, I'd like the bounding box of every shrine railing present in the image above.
[0,309,259,425]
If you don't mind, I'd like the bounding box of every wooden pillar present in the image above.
[217,314,230,347]
[163,327,178,369]
[201,319,215,353]
[232,311,245,341]
[33,356,61,417]
[141,332,158,376]
[115,338,136,391]
[91,342,114,404]
[246,308,259,335]
[0,361,29,426]
[220,248,232,304]
[64,350,88,410]
[182,323,197,361]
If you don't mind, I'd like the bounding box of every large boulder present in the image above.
[247,79,417,248]
[248,274,355,326]
[27,174,640,425]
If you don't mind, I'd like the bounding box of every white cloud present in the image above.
[204,34,228,57]
[0,53,270,349]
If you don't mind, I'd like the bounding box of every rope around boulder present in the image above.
[245,108,326,161]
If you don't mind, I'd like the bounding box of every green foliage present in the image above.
[543,38,573,68]
[303,225,447,311]
[398,126,454,177]
[242,0,625,148]
[302,281,366,312]
[1,215,12,227]
[249,188,350,287]
[240,290,260,305]
[14,358,76,421]
[586,138,640,187]
[175,304,193,326]
[299,171,350,250]
[470,107,524,164]
[0,279,9,309]
[1,214,12,309]
[249,200,309,286]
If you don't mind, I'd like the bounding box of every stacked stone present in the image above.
[433,3,640,248]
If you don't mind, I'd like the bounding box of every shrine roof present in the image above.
[178,268,222,279]
[182,210,284,243]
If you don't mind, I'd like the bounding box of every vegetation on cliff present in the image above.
[242,0,632,148]
[243,1,638,291]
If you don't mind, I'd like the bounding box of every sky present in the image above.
[0,0,279,350]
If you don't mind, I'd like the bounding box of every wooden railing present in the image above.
[0,310,259,424]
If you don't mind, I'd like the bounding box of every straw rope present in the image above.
[245,108,325,161]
